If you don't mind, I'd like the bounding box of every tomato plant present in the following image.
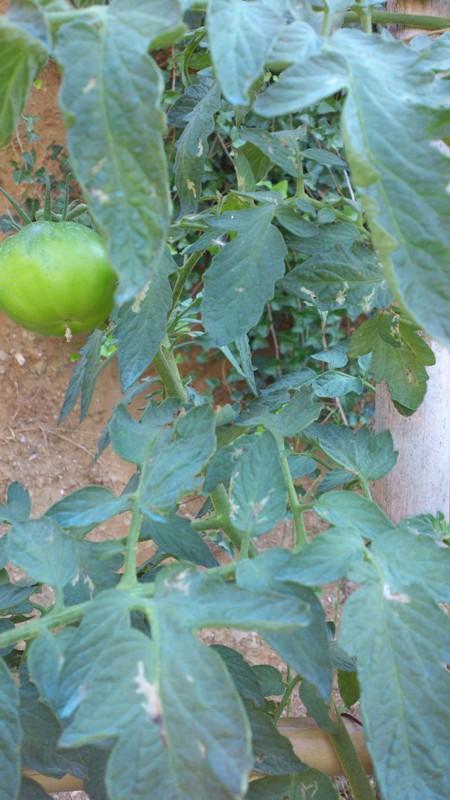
[0,2,449,800]
[0,220,116,338]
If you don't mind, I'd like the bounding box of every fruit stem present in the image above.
[0,185,32,225]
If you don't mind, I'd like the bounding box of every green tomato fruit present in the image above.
[0,221,117,338]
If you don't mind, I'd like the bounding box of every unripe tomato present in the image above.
[0,221,116,338]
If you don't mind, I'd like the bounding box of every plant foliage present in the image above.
[0,2,449,800]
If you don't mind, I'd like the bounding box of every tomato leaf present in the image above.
[202,206,287,345]
[140,514,218,568]
[314,492,394,540]
[0,659,22,800]
[174,74,221,214]
[349,310,436,413]
[55,0,183,303]
[229,433,287,537]
[304,423,397,481]
[340,584,450,800]
[46,485,129,529]
[244,700,306,775]
[20,671,85,780]
[335,30,450,348]
[114,253,173,391]
[138,405,217,516]
[0,0,49,147]
[7,518,78,589]
[236,551,332,699]
[283,243,390,319]
[58,328,103,423]
[18,776,53,800]
[0,482,31,525]
[245,771,339,800]
[207,0,285,105]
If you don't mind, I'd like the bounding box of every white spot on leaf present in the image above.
[383,584,411,603]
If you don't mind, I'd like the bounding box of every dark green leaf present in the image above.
[245,701,305,776]
[0,0,49,147]
[251,665,285,698]
[236,550,332,699]
[238,386,320,437]
[174,78,221,213]
[18,776,52,800]
[7,518,78,589]
[283,244,390,319]
[317,468,354,494]
[114,253,173,391]
[338,670,360,708]
[0,659,22,800]
[349,311,436,413]
[305,423,397,481]
[109,397,180,466]
[245,770,339,799]
[212,646,265,708]
[0,582,35,615]
[0,482,31,524]
[46,485,129,529]
[340,584,450,800]
[207,0,285,105]
[55,0,181,304]
[275,205,318,237]
[28,629,75,714]
[63,538,123,605]
[203,434,254,493]
[139,404,216,516]
[140,515,218,568]
[287,453,316,480]
[58,329,103,423]
[20,672,85,779]
[302,148,346,168]
[239,128,302,178]
[229,433,287,537]
[202,206,286,345]
[298,681,336,734]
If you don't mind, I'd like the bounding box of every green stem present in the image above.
[273,674,302,724]
[0,602,88,651]
[274,436,308,551]
[356,1,372,34]
[294,143,304,197]
[321,7,332,36]
[345,10,450,30]
[65,203,88,221]
[118,497,144,589]
[190,515,223,531]
[171,250,205,311]
[153,338,188,403]
[0,185,32,225]
[210,484,259,557]
[328,707,375,800]
[359,475,372,501]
